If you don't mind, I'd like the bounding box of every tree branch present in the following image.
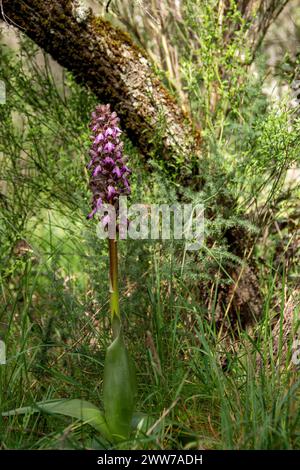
[0,0,201,172]
[238,0,290,60]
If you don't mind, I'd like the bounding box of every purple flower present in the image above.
[102,214,111,228]
[93,165,102,177]
[112,166,122,178]
[87,208,97,219]
[96,197,103,209]
[105,127,114,137]
[123,178,131,193]
[86,104,131,220]
[121,165,131,175]
[104,142,115,153]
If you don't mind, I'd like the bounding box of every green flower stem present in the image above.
[108,238,121,339]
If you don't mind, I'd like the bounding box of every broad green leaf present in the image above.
[2,399,112,441]
[103,331,137,441]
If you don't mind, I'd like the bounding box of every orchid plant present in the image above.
[86,104,136,442]
[2,105,153,448]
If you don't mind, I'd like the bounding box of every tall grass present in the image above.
[0,212,299,449]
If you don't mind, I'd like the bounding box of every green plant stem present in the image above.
[108,238,120,339]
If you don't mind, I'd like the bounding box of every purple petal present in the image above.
[96,197,103,210]
[123,177,131,191]
[105,127,114,137]
[104,142,115,153]
[103,157,115,167]
[95,133,105,144]
[112,166,122,178]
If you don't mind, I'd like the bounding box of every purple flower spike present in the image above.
[86,104,131,220]
[95,133,105,144]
